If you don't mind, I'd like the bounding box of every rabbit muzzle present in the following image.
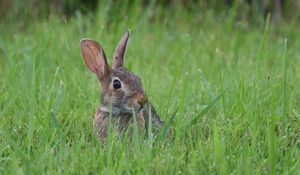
[128,93,148,112]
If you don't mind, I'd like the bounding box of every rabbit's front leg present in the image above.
[143,103,173,137]
[142,103,164,131]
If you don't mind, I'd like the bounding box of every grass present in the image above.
[0,4,300,174]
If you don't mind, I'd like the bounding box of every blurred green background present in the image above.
[1,0,299,27]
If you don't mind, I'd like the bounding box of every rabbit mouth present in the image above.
[137,105,144,112]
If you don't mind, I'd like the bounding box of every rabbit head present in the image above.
[80,30,148,115]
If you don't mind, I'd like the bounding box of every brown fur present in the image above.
[80,30,169,141]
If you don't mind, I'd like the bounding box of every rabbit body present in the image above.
[80,30,165,140]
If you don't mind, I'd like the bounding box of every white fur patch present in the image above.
[100,106,109,113]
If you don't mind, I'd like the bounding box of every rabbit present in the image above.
[80,30,168,140]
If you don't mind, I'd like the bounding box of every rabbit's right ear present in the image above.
[112,30,129,69]
[80,39,110,79]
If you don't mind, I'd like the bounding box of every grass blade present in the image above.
[188,88,229,127]
[157,108,178,141]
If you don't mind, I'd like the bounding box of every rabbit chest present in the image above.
[93,106,146,140]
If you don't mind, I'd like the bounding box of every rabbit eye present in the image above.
[113,79,122,89]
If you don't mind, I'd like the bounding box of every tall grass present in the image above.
[0,2,299,174]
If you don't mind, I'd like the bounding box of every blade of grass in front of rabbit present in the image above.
[144,105,154,162]
[114,126,129,174]
[105,102,113,174]
[147,105,153,147]
[131,107,140,152]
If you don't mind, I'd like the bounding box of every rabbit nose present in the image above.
[137,94,148,106]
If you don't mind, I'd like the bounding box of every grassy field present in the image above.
[0,4,300,174]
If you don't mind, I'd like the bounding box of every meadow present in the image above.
[0,3,299,174]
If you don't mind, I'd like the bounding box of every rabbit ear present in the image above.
[80,39,110,79]
[112,29,130,69]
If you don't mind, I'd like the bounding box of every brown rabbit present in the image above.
[80,30,166,140]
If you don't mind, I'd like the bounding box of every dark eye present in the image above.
[113,79,122,89]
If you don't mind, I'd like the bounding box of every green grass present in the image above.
[0,4,300,174]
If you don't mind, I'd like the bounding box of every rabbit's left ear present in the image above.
[112,30,130,69]
[80,39,110,80]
